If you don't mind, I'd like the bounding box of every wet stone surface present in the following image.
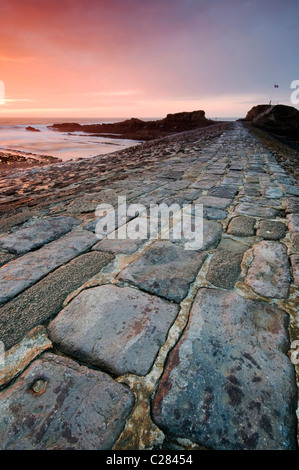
[245,241,291,299]
[206,240,247,289]
[120,241,207,303]
[0,230,98,304]
[256,220,287,240]
[152,288,297,450]
[0,353,134,450]
[227,215,256,237]
[48,285,179,376]
[235,202,279,218]
[0,216,79,255]
[0,121,298,450]
[287,213,299,232]
[291,233,299,252]
[0,251,114,349]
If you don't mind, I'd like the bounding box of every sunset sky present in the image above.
[0,0,298,119]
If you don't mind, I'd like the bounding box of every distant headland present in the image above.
[48,110,216,141]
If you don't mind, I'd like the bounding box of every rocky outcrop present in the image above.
[244,104,271,122]
[0,150,61,170]
[25,126,40,132]
[245,104,299,139]
[48,110,214,141]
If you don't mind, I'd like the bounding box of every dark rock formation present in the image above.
[244,104,271,122]
[245,104,299,139]
[26,126,40,132]
[48,110,214,141]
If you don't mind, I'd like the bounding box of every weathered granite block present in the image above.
[0,216,80,255]
[152,288,297,450]
[227,216,255,237]
[235,203,279,218]
[286,198,299,214]
[48,285,179,376]
[287,213,299,232]
[194,196,232,210]
[209,186,238,199]
[120,241,207,302]
[206,241,247,289]
[0,353,134,450]
[263,187,284,199]
[170,217,222,251]
[245,241,291,298]
[92,229,145,254]
[0,230,98,304]
[256,220,286,240]
[222,176,243,185]
[203,206,228,220]
[191,179,216,190]
[291,233,299,252]
[0,251,113,349]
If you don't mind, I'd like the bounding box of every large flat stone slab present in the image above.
[152,288,297,450]
[206,240,247,289]
[209,186,238,199]
[235,203,279,218]
[48,285,179,376]
[245,241,291,299]
[120,241,207,302]
[202,206,228,220]
[227,216,255,237]
[256,220,286,240]
[286,198,299,214]
[0,353,134,450]
[263,187,284,199]
[291,233,299,252]
[0,229,98,304]
[0,216,79,255]
[92,226,145,254]
[194,196,232,210]
[191,179,216,190]
[0,251,114,349]
[287,213,299,232]
[171,217,222,251]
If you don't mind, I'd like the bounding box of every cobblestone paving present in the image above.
[0,122,298,450]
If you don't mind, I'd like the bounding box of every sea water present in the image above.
[0,116,238,162]
[0,117,143,161]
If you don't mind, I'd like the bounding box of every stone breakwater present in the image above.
[0,122,298,450]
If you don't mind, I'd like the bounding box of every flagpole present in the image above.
[270,83,279,105]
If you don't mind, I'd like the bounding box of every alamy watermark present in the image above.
[290,80,299,105]
[94,196,203,250]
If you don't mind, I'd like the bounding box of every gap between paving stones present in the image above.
[113,255,214,450]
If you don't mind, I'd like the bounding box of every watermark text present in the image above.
[290,80,299,105]
[95,196,203,250]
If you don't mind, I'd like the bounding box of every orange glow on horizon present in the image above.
[0,0,297,119]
